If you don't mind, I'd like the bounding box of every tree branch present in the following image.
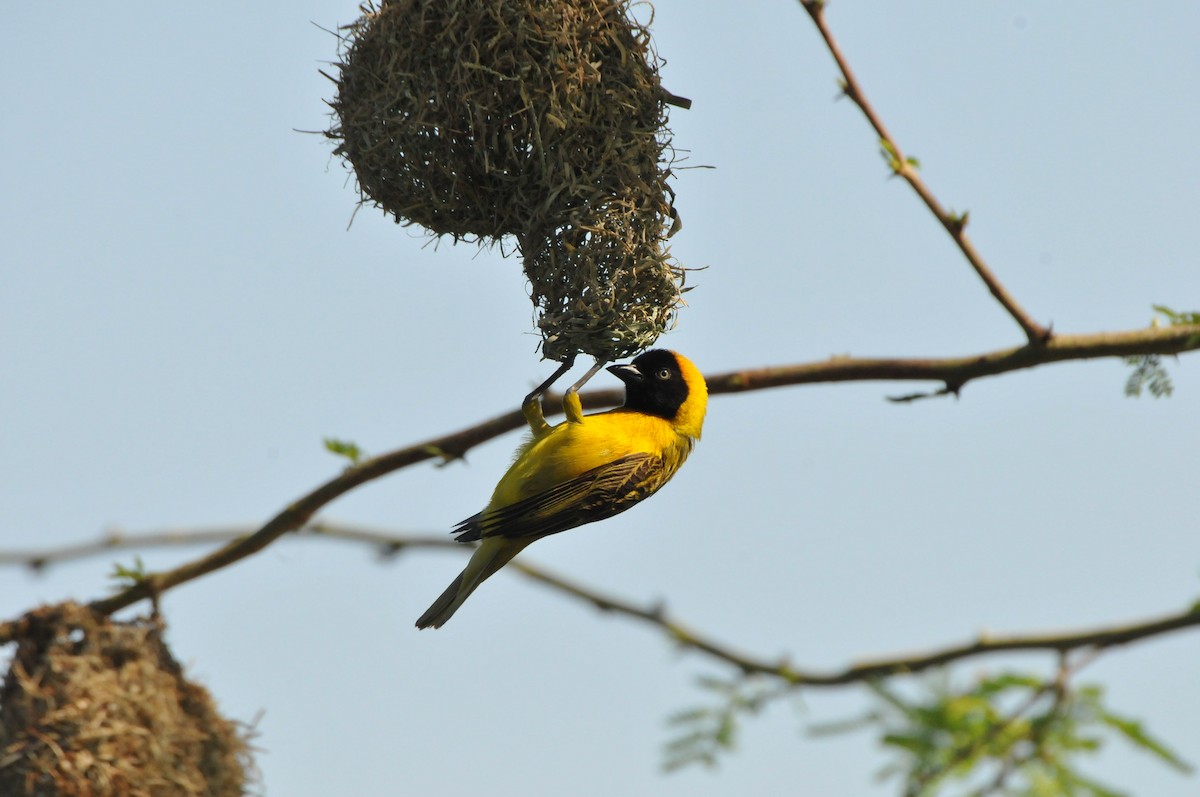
[797,0,1051,345]
[7,322,1191,620]
[4,525,1198,689]
[703,325,1200,398]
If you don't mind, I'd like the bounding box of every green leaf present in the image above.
[1152,304,1200,326]
[974,671,1045,695]
[864,679,916,717]
[663,676,779,773]
[880,732,929,754]
[1124,305,1200,397]
[808,712,883,738]
[662,730,711,753]
[1124,354,1173,398]
[695,674,738,694]
[1059,733,1103,752]
[323,437,363,465]
[1098,709,1195,773]
[714,713,737,748]
[109,555,149,588]
[667,750,716,771]
[665,707,711,726]
[1067,769,1129,797]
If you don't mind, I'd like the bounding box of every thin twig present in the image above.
[0,523,460,569]
[797,0,1051,345]
[3,525,1198,688]
[11,323,1199,620]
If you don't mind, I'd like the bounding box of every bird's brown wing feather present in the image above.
[453,454,668,542]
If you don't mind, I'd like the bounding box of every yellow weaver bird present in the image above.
[416,349,707,629]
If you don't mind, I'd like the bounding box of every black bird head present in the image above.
[607,349,694,422]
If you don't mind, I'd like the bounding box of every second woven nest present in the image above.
[327,0,687,362]
[0,603,253,797]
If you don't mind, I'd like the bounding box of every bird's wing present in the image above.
[453,453,667,542]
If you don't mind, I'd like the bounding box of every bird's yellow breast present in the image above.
[488,409,693,510]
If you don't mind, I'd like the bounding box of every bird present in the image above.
[415,349,707,629]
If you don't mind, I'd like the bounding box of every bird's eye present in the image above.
[656,368,672,380]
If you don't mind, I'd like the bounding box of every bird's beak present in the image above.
[607,363,644,386]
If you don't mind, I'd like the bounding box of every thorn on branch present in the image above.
[886,383,959,404]
[734,660,758,678]
[947,209,970,234]
[377,542,405,560]
[422,445,464,467]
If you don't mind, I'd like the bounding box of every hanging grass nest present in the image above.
[519,191,684,362]
[326,0,689,363]
[0,603,254,797]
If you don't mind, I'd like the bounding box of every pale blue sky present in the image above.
[3,2,1199,795]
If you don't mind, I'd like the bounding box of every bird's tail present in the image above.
[415,538,524,629]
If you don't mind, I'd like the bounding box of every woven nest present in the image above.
[0,603,254,797]
[519,192,684,362]
[326,0,687,362]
